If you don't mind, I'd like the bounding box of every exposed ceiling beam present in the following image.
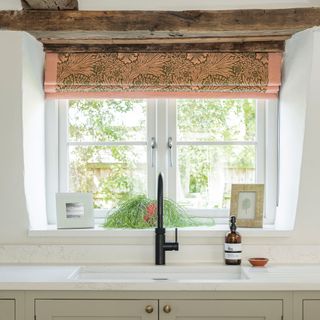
[41,35,290,45]
[0,8,319,42]
[21,0,78,10]
[43,41,285,53]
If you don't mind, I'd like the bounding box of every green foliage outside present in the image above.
[176,99,256,209]
[68,99,147,209]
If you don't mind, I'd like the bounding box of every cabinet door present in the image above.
[303,300,320,320]
[0,300,15,320]
[35,300,158,320]
[160,300,282,320]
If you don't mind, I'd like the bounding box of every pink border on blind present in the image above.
[44,54,59,93]
[268,53,282,86]
[44,52,281,100]
[45,91,279,99]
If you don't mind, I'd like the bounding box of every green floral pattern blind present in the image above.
[45,52,282,99]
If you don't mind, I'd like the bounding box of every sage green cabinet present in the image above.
[35,300,158,320]
[293,293,320,320]
[303,300,320,320]
[160,300,283,320]
[35,299,283,320]
[0,300,15,320]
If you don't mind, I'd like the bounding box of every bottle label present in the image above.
[224,243,242,252]
[225,252,241,260]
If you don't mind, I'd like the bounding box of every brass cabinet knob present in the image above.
[145,305,154,314]
[163,305,171,313]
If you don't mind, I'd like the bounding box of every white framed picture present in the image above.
[56,193,94,229]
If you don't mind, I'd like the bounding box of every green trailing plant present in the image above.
[103,195,206,229]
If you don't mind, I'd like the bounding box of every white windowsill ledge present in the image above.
[28,224,293,239]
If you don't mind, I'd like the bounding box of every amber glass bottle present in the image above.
[225,216,242,265]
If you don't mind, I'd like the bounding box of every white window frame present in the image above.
[46,98,278,226]
[157,99,277,225]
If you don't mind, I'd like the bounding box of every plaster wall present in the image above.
[291,29,320,243]
[276,29,313,229]
[22,33,46,229]
[0,32,29,243]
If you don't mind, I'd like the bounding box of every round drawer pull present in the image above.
[145,305,154,314]
[163,305,171,313]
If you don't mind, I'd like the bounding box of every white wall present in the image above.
[0,1,21,10]
[0,31,46,243]
[22,33,46,229]
[1,29,320,263]
[276,29,313,230]
[274,28,320,244]
[292,28,320,243]
[0,32,29,243]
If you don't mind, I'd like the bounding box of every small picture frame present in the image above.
[230,184,264,228]
[56,193,94,229]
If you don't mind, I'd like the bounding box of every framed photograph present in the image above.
[230,184,264,228]
[56,193,94,229]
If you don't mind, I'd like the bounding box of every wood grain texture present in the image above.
[21,0,78,10]
[43,41,285,53]
[41,35,290,45]
[0,8,319,41]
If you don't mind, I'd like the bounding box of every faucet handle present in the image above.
[162,228,179,252]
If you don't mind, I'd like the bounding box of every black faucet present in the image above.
[155,173,179,265]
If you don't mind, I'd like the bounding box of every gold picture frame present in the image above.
[230,184,264,228]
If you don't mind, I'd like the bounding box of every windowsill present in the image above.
[28,224,293,239]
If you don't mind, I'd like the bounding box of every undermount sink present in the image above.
[69,265,248,282]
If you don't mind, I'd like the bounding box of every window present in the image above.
[47,99,278,227]
[173,100,264,224]
[62,100,148,210]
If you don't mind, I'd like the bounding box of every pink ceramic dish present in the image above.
[248,257,269,267]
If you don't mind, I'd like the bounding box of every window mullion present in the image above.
[58,100,69,193]
[167,99,177,201]
[256,99,266,184]
[67,141,147,146]
[147,99,157,199]
[176,141,257,146]
[45,100,59,225]
[155,99,169,195]
[264,99,278,224]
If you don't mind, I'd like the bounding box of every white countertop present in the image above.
[0,264,320,291]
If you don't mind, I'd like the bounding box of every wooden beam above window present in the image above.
[43,40,285,53]
[0,8,318,48]
[21,0,78,10]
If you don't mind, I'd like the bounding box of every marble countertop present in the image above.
[0,264,320,291]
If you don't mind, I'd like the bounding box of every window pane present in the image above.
[68,99,147,142]
[68,145,147,209]
[177,145,256,209]
[177,99,256,142]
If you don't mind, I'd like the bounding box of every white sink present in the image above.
[69,265,248,282]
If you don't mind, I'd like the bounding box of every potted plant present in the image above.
[103,195,204,229]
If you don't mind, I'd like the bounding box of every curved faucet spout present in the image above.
[157,173,164,229]
[155,173,179,265]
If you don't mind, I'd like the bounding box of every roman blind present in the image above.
[44,52,282,99]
